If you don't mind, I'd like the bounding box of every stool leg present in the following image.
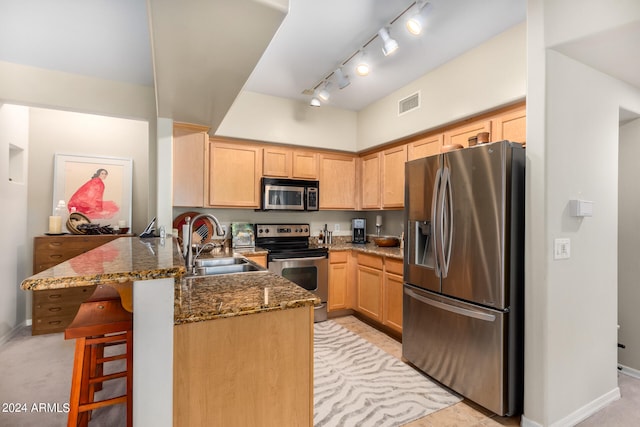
[68,337,86,427]
[91,340,105,392]
[126,330,133,427]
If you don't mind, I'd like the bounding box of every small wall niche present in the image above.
[9,143,25,184]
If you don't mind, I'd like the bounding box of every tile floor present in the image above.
[331,315,521,427]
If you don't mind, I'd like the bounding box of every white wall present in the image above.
[617,117,640,373]
[525,1,640,425]
[0,104,29,341]
[216,91,358,151]
[357,22,526,151]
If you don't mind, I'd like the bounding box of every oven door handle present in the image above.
[269,256,327,262]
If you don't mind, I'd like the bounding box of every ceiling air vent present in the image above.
[398,91,420,116]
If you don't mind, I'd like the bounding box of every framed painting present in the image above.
[53,154,133,228]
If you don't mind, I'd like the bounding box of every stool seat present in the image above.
[65,298,133,427]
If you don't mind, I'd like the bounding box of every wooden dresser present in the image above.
[31,234,128,335]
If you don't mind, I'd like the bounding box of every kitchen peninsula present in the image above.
[21,236,318,427]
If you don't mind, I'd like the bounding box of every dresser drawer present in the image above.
[31,286,96,335]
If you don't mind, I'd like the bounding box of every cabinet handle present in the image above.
[50,255,63,260]
[48,320,62,325]
[48,294,62,299]
[48,307,62,312]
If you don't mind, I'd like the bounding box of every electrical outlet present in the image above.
[334,224,340,231]
[554,238,570,260]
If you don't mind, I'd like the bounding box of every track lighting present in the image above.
[378,27,398,56]
[306,1,433,107]
[406,1,432,36]
[334,67,350,89]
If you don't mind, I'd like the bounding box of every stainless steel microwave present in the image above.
[261,178,319,211]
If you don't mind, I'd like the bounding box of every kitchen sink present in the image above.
[187,256,267,277]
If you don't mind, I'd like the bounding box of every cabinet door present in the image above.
[357,264,383,322]
[381,145,407,209]
[173,123,208,207]
[493,106,526,144]
[319,153,357,210]
[408,134,443,161]
[383,272,403,334]
[360,153,381,209]
[263,147,291,178]
[329,263,348,311]
[292,150,318,180]
[208,140,262,208]
[444,120,492,147]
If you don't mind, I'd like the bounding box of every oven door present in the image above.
[263,184,305,210]
[268,255,328,303]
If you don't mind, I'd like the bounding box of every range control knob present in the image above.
[304,227,309,233]
[264,229,269,233]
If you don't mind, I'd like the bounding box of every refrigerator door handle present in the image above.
[431,167,443,277]
[405,287,497,322]
[435,167,450,278]
[440,167,453,277]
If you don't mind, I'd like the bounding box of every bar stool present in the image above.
[65,287,133,427]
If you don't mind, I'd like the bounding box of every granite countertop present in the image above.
[174,272,319,324]
[21,236,185,291]
[320,241,404,259]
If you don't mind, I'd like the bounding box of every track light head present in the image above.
[317,82,331,101]
[355,51,370,76]
[378,27,398,56]
[406,1,432,36]
[310,97,321,107]
[334,68,350,89]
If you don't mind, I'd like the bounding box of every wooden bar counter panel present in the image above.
[173,306,314,426]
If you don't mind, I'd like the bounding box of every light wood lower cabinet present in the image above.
[328,251,349,311]
[174,306,313,426]
[356,253,383,322]
[383,258,404,334]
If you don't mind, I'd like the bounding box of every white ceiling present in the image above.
[1,0,639,126]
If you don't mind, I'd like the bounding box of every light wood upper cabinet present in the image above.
[207,139,262,208]
[292,150,318,179]
[173,123,208,207]
[263,147,318,179]
[493,105,526,144]
[262,146,291,177]
[408,134,443,161]
[319,153,357,210]
[444,120,492,147]
[381,145,407,209]
[360,153,381,209]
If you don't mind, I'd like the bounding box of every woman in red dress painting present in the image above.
[68,168,119,219]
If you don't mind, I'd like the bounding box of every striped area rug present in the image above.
[314,320,461,427]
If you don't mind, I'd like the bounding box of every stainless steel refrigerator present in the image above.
[403,140,525,416]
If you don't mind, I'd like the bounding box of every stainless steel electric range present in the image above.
[254,223,328,322]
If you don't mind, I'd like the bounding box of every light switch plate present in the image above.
[554,238,570,260]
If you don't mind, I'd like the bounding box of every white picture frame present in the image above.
[53,154,133,229]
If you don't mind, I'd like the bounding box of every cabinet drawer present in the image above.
[32,286,96,305]
[385,258,403,276]
[32,315,75,335]
[329,251,348,264]
[357,253,383,270]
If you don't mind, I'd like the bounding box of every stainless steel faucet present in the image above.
[184,213,225,273]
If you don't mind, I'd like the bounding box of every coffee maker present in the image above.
[352,218,366,244]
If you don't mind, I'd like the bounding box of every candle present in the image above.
[375,215,383,227]
[118,220,127,228]
[49,216,62,234]
[264,287,269,305]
